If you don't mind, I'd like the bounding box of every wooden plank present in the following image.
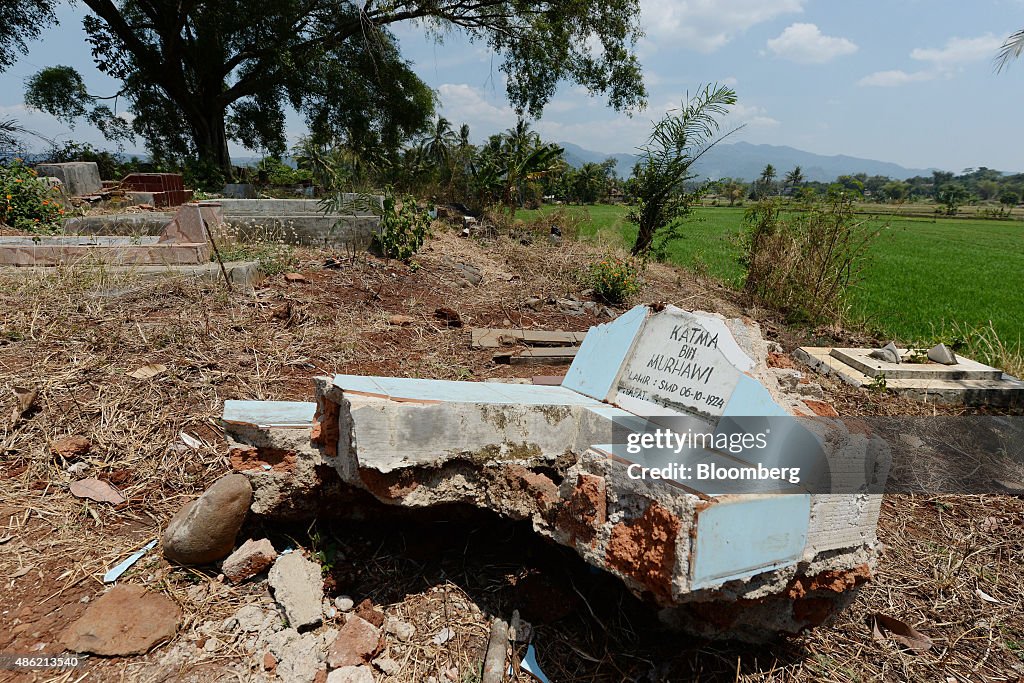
[494,346,580,365]
[471,328,587,349]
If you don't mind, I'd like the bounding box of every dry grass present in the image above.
[1,225,1023,681]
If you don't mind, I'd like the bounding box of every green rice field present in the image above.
[518,203,1024,350]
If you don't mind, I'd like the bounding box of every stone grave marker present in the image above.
[221,304,884,637]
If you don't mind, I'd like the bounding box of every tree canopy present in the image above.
[12,0,646,184]
[0,1,58,73]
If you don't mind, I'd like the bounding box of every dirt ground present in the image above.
[1,225,1023,682]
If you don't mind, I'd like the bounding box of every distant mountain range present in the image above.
[558,140,941,182]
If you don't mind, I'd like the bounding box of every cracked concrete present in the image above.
[221,305,885,640]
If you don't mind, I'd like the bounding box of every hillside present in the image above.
[559,140,940,182]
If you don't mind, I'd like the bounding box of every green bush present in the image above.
[589,255,642,305]
[256,157,313,186]
[45,141,141,180]
[373,191,431,261]
[1,158,65,232]
[738,196,878,324]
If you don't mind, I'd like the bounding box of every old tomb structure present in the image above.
[0,202,263,286]
[797,345,1024,407]
[63,196,383,249]
[0,202,218,266]
[222,305,885,639]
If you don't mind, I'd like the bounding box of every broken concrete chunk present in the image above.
[226,604,267,633]
[162,474,252,565]
[268,553,324,632]
[327,614,383,668]
[223,538,277,583]
[60,584,179,655]
[927,343,958,365]
[383,616,415,642]
[327,666,375,683]
[374,657,401,676]
[265,628,325,682]
[868,342,902,364]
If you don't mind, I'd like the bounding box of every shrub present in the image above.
[589,255,642,305]
[738,196,878,324]
[0,158,65,232]
[212,220,297,276]
[44,141,141,180]
[373,191,431,261]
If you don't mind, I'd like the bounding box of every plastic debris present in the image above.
[432,626,455,645]
[510,643,551,683]
[104,539,158,583]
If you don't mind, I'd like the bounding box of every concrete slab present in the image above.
[829,347,1002,381]
[796,346,1024,407]
[35,162,102,196]
[0,261,261,288]
[0,239,209,266]
[63,202,383,248]
[220,306,885,639]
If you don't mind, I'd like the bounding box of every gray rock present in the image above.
[795,383,825,399]
[383,616,415,642]
[265,628,324,682]
[928,343,958,365]
[335,596,355,612]
[869,342,902,364]
[524,297,544,312]
[556,298,583,314]
[375,657,401,676]
[230,605,267,634]
[35,162,101,196]
[772,369,802,391]
[327,666,375,683]
[268,553,324,632]
[162,474,252,565]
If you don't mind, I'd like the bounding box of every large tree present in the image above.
[14,1,645,183]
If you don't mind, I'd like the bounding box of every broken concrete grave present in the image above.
[0,202,216,267]
[797,346,1024,407]
[64,196,384,248]
[222,304,884,639]
[35,162,103,196]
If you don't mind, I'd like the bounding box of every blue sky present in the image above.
[2,0,1023,172]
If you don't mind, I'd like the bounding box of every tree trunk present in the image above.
[632,222,654,255]
[190,107,233,183]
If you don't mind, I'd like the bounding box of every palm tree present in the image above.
[758,164,777,197]
[996,28,1024,72]
[420,117,458,169]
[574,162,608,203]
[628,84,740,255]
[0,118,50,151]
[783,166,804,194]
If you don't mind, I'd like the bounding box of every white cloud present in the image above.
[728,102,780,128]
[859,33,1003,87]
[436,83,517,129]
[910,34,1003,67]
[857,69,936,87]
[766,23,858,64]
[641,0,804,53]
